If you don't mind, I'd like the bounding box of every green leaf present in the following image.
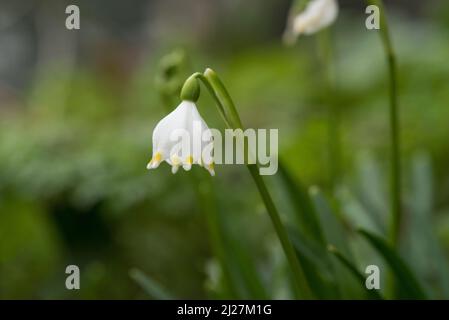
[355,151,388,232]
[276,162,338,298]
[289,229,340,299]
[277,162,325,246]
[224,232,268,299]
[336,187,383,235]
[193,174,243,299]
[358,229,427,299]
[129,268,174,300]
[328,245,383,300]
[198,177,267,299]
[404,153,449,298]
[309,186,352,259]
[309,187,363,298]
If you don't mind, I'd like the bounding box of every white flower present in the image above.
[147,100,215,176]
[292,0,338,36]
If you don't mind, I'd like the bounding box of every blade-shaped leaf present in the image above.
[309,186,352,258]
[310,186,363,298]
[358,229,427,299]
[277,162,325,246]
[404,152,449,298]
[355,151,388,232]
[336,187,383,234]
[328,245,383,300]
[289,228,340,299]
[276,162,340,298]
[224,232,268,299]
[195,172,267,299]
[129,268,174,300]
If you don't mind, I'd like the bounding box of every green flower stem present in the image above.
[368,0,402,247]
[193,68,313,299]
[317,29,341,191]
[186,72,235,129]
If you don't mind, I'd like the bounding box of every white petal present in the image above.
[182,155,193,171]
[186,103,212,164]
[148,100,215,175]
[147,151,163,169]
[152,101,191,158]
[293,0,338,36]
[205,163,215,176]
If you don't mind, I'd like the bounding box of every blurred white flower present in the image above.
[292,0,338,36]
[147,100,215,175]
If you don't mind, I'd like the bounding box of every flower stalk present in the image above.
[368,0,401,247]
[317,29,341,190]
[189,68,313,299]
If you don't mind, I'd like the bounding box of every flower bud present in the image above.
[180,76,200,102]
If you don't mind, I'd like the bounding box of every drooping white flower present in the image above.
[292,0,338,37]
[146,100,215,176]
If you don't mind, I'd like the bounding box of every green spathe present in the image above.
[180,76,200,102]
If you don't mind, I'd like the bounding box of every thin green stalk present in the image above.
[317,29,341,191]
[192,68,313,299]
[368,0,401,247]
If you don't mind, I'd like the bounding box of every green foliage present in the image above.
[358,229,427,299]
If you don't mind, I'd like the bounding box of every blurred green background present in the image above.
[0,0,449,299]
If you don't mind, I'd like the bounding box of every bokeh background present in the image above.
[0,0,449,299]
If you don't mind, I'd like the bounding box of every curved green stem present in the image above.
[193,68,313,299]
[368,0,402,247]
[186,72,236,129]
